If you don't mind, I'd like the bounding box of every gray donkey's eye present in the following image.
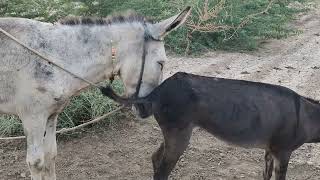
[157,61,164,70]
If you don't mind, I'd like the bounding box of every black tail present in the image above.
[99,86,149,105]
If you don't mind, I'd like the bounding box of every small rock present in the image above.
[20,172,26,178]
[285,66,295,70]
[307,161,313,165]
[273,67,282,70]
[153,126,160,131]
[240,71,250,74]
[215,70,222,74]
[307,153,311,158]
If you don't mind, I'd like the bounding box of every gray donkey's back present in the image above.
[0,17,111,114]
[0,18,56,114]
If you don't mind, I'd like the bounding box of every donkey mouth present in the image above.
[134,103,151,119]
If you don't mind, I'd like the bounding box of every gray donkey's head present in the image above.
[62,7,191,117]
[109,7,191,117]
[115,7,191,96]
[59,7,190,117]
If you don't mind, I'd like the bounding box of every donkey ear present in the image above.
[148,6,191,40]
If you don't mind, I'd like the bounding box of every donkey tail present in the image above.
[99,86,149,105]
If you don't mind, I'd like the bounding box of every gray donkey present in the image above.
[0,7,191,180]
[100,72,320,180]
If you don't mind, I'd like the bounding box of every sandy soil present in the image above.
[1,3,320,180]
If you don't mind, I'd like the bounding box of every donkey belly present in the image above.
[206,125,271,149]
[196,102,283,149]
[200,119,271,149]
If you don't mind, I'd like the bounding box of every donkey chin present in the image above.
[132,103,152,119]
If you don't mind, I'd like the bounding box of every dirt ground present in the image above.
[1,3,320,180]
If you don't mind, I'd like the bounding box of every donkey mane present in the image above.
[58,11,154,26]
[304,96,320,104]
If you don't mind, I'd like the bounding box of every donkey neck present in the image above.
[51,23,145,95]
[301,98,320,143]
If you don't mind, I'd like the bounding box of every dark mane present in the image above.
[58,11,154,26]
[304,96,320,104]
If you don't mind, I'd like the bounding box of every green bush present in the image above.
[0,80,125,137]
[57,80,124,130]
[0,0,308,53]
[0,115,23,136]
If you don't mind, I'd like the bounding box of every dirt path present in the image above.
[1,4,320,180]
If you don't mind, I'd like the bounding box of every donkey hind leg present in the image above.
[273,151,292,180]
[263,150,274,180]
[43,113,59,180]
[153,126,192,180]
[21,113,48,180]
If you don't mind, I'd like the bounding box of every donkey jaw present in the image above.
[132,103,152,119]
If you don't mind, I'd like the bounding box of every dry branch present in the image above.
[0,106,124,140]
[183,0,275,54]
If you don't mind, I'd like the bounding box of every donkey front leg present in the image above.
[21,113,48,180]
[272,150,292,180]
[153,125,192,180]
[152,142,164,173]
[263,150,274,180]
[43,113,58,180]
